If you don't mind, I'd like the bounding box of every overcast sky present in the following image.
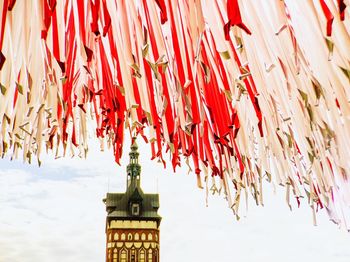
[0,138,350,262]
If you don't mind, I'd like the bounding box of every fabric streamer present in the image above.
[0,0,349,228]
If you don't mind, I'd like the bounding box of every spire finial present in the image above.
[127,137,141,188]
[130,137,138,152]
[128,137,140,166]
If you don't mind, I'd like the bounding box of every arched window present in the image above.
[131,248,136,262]
[120,249,127,262]
[148,249,153,262]
[108,233,112,241]
[128,233,132,241]
[113,248,118,262]
[141,233,146,241]
[155,234,158,242]
[148,233,153,241]
[131,203,140,216]
[114,233,119,241]
[154,249,158,262]
[139,249,145,262]
[134,233,139,241]
[121,233,126,241]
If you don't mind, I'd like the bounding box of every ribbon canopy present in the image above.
[0,0,349,227]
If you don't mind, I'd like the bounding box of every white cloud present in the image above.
[0,163,107,262]
[0,138,350,261]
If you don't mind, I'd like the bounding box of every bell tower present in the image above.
[103,140,161,262]
[126,142,141,189]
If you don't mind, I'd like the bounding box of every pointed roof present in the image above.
[130,187,143,202]
[103,140,161,225]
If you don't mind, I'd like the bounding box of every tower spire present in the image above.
[128,138,139,164]
[126,138,141,189]
[104,138,161,262]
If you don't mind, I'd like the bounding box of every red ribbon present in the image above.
[155,0,168,24]
[90,0,100,36]
[320,0,334,36]
[338,0,346,21]
[8,0,16,11]
[0,51,5,70]
[102,0,111,36]
[224,0,251,40]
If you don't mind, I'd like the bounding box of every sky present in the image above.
[0,138,350,262]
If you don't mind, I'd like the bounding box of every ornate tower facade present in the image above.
[103,141,161,262]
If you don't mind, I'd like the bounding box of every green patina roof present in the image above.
[103,140,161,225]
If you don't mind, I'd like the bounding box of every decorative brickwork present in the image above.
[106,227,159,262]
